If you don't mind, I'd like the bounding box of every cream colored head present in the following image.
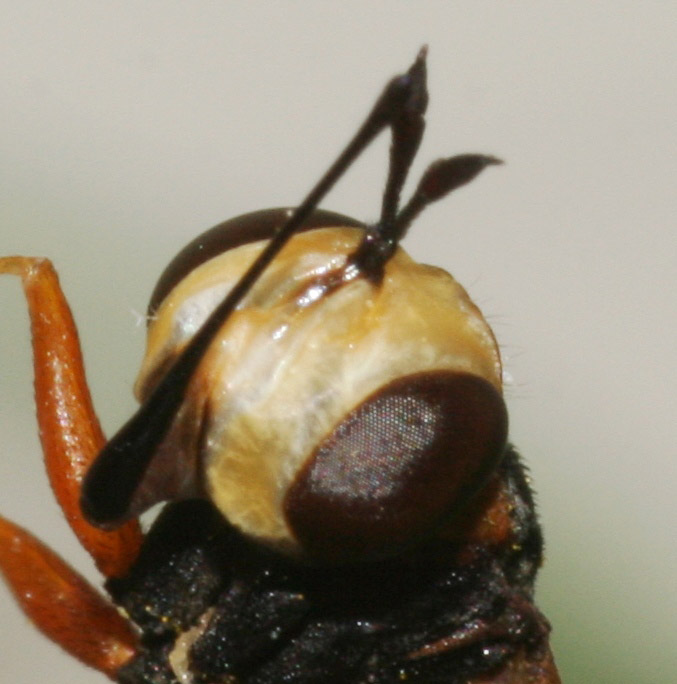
[133,221,506,561]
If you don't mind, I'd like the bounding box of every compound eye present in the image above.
[283,371,508,563]
[147,208,364,316]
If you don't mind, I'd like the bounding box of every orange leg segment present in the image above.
[0,257,142,578]
[0,514,138,678]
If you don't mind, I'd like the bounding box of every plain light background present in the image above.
[1,3,675,682]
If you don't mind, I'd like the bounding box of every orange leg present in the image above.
[0,256,142,576]
[0,514,137,678]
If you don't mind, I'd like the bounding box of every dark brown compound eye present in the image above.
[284,371,508,563]
[147,208,365,316]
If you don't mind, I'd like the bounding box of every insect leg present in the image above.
[0,514,137,678]
[0,257,142,577]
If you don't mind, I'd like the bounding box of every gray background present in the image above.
[1,3,675,682]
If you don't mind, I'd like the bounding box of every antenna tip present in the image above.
[483,155,504,166]
[417,153,504,203]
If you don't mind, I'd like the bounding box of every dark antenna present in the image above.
[350,153,503,281]
[81,48,501,526]
[379,48,428,229]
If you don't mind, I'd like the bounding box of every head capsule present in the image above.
[136,208,505,562]
[82,50,507,564]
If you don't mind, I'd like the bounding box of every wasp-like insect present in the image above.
[0,50,559,683]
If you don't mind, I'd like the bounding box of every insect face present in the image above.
[80,49,510,565]
[134,210,507,561]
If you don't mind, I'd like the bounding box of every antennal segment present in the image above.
[380,46,428,229]
[393,154,503,242]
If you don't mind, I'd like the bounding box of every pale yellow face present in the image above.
[136,227,503,555]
